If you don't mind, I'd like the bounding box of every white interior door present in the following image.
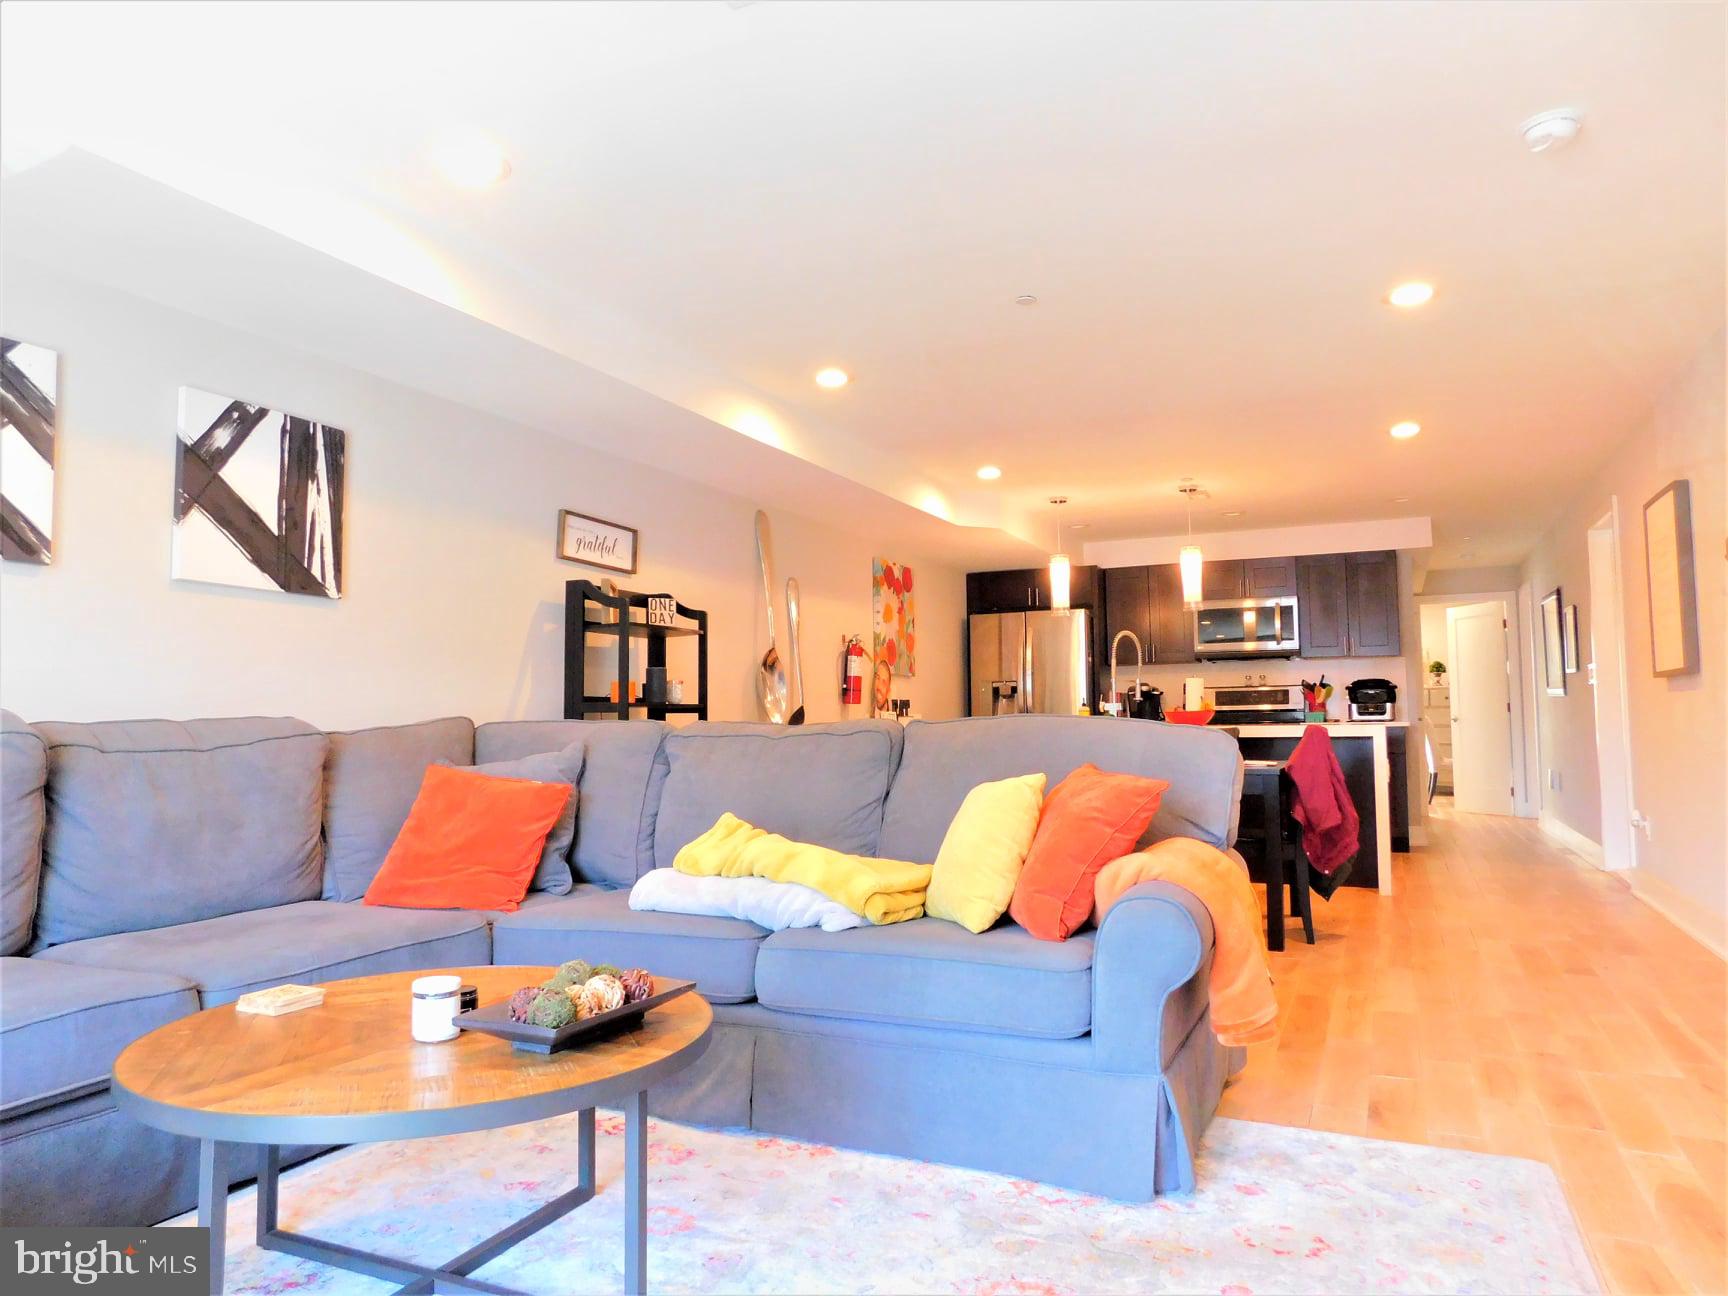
[1447,601,1515,815]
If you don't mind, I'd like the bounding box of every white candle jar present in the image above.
[410,974,462,1043]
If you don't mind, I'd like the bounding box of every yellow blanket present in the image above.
[673,813,932,924]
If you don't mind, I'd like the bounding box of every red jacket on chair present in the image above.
[1285,724,1360,877]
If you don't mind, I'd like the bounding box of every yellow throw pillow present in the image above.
[925,773,1047,934]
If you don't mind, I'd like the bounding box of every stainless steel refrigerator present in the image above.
[968,609,1092,716]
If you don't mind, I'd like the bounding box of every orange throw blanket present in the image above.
[1091,837,1276,1048]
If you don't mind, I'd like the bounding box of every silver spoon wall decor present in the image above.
[753,510,790,723]
[785,576,806,725]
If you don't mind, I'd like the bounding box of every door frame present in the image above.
[1586,500,1640,872]
[1416,590,1535,817]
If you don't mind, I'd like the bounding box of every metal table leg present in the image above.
[624,1090,648,1295]
[1261,777,1286,952]
[197,1139,229,1295]
[252,1110,601,1296]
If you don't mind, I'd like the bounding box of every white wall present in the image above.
[0,267,966,728]
[1522,332,1726,952]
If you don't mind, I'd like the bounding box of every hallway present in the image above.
[1220,802,1727,1294]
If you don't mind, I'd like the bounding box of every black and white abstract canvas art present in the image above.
[1,338,59,564]
[172,387,346,598]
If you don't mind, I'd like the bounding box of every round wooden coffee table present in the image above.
[112,966,712,1296]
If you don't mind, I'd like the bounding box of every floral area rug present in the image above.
[171,1113,1599,1294]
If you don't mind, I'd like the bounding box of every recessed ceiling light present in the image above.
[428,127,511,188]
[1014,295,1039,306]
[1387,281,1435,309]
[1520,109,1583,153]
[1389,421,1422,440]
[1392,495,1412,502]
[1222,510,1244,518]
[975,465,1002,481]
[813,367,849,389]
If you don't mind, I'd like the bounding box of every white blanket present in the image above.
[628,869,867,933]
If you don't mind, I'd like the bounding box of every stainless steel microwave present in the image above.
[1192,596,1300,658]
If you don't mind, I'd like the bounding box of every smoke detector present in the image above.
[1520,109,1583,153]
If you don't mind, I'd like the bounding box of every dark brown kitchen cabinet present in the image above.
[966,565,1098,614]
[1147,564,1197,663]
[1200,559,1243,601]
[1346,551,1401,656]
[1296,554,1350,657]
[1102,565,1150,654]
[1244,556,1298,598]
[1295,551,1401,657]
[1099,564,1194,666]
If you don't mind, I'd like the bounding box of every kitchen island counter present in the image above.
[1220,721,1405,895]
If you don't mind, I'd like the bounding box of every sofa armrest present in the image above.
[1090,879,1215,1073]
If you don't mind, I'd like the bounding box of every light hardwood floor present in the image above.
[1218,799,1727,1295]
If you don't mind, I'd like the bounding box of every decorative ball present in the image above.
[526,989,576,1029]
[590,963,623,979]
[506,986,541,1023]
[557,959,593,985]
[539,971,575,993]
[619,969,654,1003]
[577,974,625,1018]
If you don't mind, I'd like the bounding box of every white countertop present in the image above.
[1225,721,1406,735]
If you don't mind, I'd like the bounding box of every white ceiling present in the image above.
[3,0,1722,570]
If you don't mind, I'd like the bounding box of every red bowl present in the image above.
[1165,709,1214,726]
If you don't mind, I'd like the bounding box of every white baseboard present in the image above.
[1628,872,1728,961]
[1538,814,1608,868]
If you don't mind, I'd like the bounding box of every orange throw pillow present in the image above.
[1009,763,1170,940]
[363,765,572,913]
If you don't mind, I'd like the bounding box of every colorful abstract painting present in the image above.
[872,558,914,704]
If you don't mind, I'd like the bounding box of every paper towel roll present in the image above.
[1183,677,1204,711]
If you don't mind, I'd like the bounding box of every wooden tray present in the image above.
[457,977,696,1054]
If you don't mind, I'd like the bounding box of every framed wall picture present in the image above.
[172,387,346,598]
[1642,479,1699,677]
[1,338,58,564]
[557,509,637,574]
[1540,588,1566,696]
[1562,604,1581,675]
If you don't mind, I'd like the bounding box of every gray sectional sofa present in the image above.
[0,709,1246,1226]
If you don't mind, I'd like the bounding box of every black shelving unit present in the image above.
[564,580,709,721]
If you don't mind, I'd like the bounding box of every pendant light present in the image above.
[1178,481,1204,607]
[1048,497,1071,613]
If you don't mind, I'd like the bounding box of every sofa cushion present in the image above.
[323,717,475,901]
[451,743,584,895]
[649,721,904,872]
[1,956,199,1113]
[476,720,667,888]
[879,715,1243,865]
[33,901,490,1006]
[32,718,327,948]
[754,918,1094,1039]
[492,884,766,1004]
[1,712,47,955]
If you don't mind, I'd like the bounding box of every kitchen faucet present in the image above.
[1109,629,1144,716]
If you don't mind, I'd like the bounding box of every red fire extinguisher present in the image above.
[842,635,866,706]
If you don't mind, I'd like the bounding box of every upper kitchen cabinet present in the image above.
[1099,565,1195,664]
[1295,551,1401,658]
[1147,564,1197,663]
[1346,551,1401,656]
[1244,556,1298,598]
[1200,559,1243,601]
[1296,554,1350,657]
[966,565,1098,614]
